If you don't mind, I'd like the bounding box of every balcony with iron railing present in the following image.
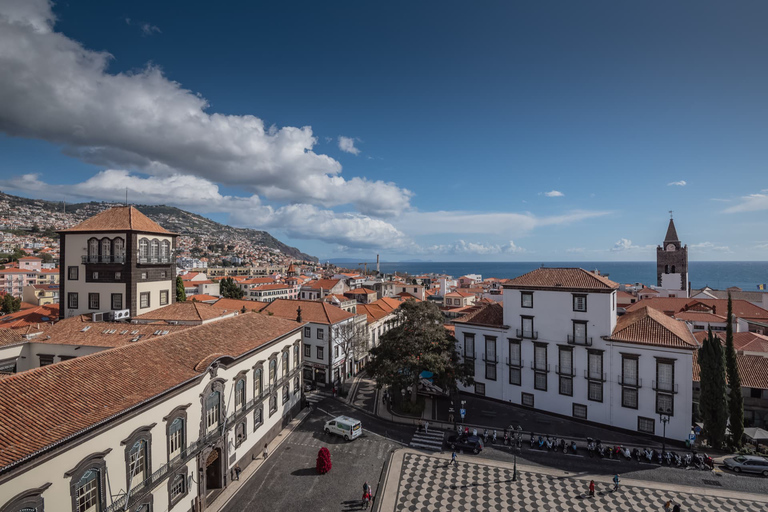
[530,361,550,373]
[137,256,173,265]
[505,357,523,368]
[556,365,576,377]
[82,255,126,264]
[566,335,593,347]
[652,381,678,394]
[618,375,642,388]
[584,370,607,382]
[516,329,538,340]
[482,352,498,363]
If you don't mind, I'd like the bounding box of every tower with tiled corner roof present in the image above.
[656,215,688,298]
[58,206,178,319]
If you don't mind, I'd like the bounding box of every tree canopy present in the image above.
[1,294,21,315]
[366,300,473,402]
[175,276,186,302]
[725,294,744,447]
[699,327,728,449]
[220,277,244,299]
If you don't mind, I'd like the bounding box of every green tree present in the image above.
[698,327,728,449]
[175,276,186,302]
[366,300,473,403]
[724,294,744,446]
[220,277,244,299]
[1,294,21,314]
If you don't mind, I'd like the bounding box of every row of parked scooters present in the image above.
[526,434,715,470]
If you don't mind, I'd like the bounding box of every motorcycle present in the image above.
[618,446,631,460]
[492,430,497,444]
[544,436,554,451]
[655,450,663,465]
[503,432,510,446]
[662,451,672,466]
[595,440,605,458]
[702,453,714,470]
[537,436,545,450]
[682,452,692,468]
[643,447,654,462]
[631,448,641,461]
[670,451,682,467]
[587,438,596,458]
[530,433,536,449]
[483,429,489,444]
[568,440,578,455]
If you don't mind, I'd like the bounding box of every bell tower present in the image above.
[656,214,688,297]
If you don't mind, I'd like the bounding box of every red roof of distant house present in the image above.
[454,302,505,328]
[626,298,768,323]
[60,206,172,234]
[504,268,619,292]
[396,292,421,301]
[187,294,219,302]
[259,299,355,324]
[693,331,768,355]
[693,351,768,390]
[18,256,41,261]
[0,304,59,329]
[609,306,698,350]
[302,279,342,290]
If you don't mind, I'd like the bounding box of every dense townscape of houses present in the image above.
[0,207,767,512]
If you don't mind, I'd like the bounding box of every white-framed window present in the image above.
[638,416,655,434]
[235,379,246,411]
[521,392,534,407]
[75,469,100,512]
[206,391,220,433]
[573,294,587,312]
[254,368,263,398]
[170,473,185,501]
[111,293,122,310]
[68,292,79,309]
[160,290,169,306]
[114,237,125,261]
[622,387,638,409]
[150,240,159,261]
[101,238,111,261]
[573,404,587,419]
[304,344,311,357]
[283,352,289,376]
[253,405,263,431]
[508,339,521,366]
[89,239,99,262]
[464,333,475,359]
[88,293,99,310]
[139,238,148,260]
[588,381,603,402]
[317,328,324,340]
[294,345,299,368]
[588,351,603,380]
[534,372,547,391]
[269,359,276,386]
[128,439,147,489]
[161,240,170,261]
[140,292,150,309]
[282,385,289,404]
[169,418,184,459]
[534,344,547,371]
[521,292,533,308]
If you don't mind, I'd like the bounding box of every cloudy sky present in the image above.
[0,0,766,261]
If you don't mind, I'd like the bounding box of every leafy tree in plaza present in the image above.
[334,319,369,380]
[316,447,332,474]
[698,327,728,449]
[1,294,21,314]
[366,299,473,403]
[220,277,244,299]
[724,294,744,446]
[175,276,186,302]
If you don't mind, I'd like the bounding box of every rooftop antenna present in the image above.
[126,187,128,206]
[669,210,673,219]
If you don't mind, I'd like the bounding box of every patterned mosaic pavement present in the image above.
[394,452,767,511]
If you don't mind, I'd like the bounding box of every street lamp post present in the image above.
[660,412,671,454]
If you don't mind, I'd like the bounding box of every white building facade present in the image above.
[455,268,696,441]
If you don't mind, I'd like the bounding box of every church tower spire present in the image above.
[656,216,688,297]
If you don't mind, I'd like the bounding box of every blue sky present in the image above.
[1,0,767,261]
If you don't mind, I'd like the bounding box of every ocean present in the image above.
[336,261,768,291]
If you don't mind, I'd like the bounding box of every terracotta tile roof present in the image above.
[302,279,342,290]
[626,298,768,323]
[132,302,233,323]
[454,302,505,328]
[504,268,619,291]
[18,256,41,261]
[445,290,474,298]
[638,287,659,295]
[693,351,768,390]
[186,294,219,302]
[254,284,293,291]
[212,298,263,312]
[673,311,727,323]
[259,299,355,325]
[36,315,193,348]
[609,306,698,349]
[692,331,768,355]
[0,328,24,347]
[346,288,376,294]
[59,206,172,234]
[0,312,301,470]
[242,277,277,285]
[356,303,391,323]
[0,305,59,329]
[180,272,201,281]
[376,297,405,312]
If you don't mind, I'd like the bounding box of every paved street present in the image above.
[380,450,768,512]
[221,395,408,512]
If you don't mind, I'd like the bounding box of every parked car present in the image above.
[324,416,362,441]
[723,455,768,476]
[446,434,484,454]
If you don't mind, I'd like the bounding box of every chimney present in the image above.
[296,306,302,323]
[377,254,380,274]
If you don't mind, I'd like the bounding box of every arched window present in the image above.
[168,417,184,459]
[161,240,171,262]
[293,345,299,368]
[128,439,148,490]
[168,471,187,508]
[89,239,99,263]
[235,421,246,447]
[269,360,276,387]
[205,391,220,433]
[671,265,676,273]
[253,368,262,399]
[150,240,159,262]
[139,239,148,260]
[282,352,289,377]
[101,238,111,262]
[665,264,669,274]
[235,379,246,411]
[113,238,125,262]
[75,469,101,512]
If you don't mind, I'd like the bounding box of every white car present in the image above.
[324,416,362,441]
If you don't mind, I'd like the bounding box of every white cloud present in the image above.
[338,136,360,155]
[690,241,732,253]
[723,193,768,214]
[141,23,161,36]
[609,239,655,252]
[0,1,411,217]
[566,247,585,253]
[544,190,564,197]
[667,180,687,187]
[424,240,525,255]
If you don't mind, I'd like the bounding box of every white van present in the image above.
[324,416,362,441]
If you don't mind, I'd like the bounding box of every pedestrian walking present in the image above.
[472,428,477,436]
[233,463,241,480]
[362,490,372,509]
[672,504,680,512]
[363,481,370,494]
[612,474,620,492]
[450,450,458,467]
[588,480,595,497]
[263,444,269,459]
[448,412,454,423]
[424,421,429,434]
[664,500,672,511]
[332,386,337,398]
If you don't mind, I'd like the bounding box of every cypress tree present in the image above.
[698,327,728,449]
[724,294,744,447]
[176,276,186,302]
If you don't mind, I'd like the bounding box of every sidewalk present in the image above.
[208,407,312,512]
[376,448,768,512]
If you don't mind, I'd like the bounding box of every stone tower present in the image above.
[656,218,688,297]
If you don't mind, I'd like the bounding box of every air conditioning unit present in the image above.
[92,312,108,322]
[111,309,131,321]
